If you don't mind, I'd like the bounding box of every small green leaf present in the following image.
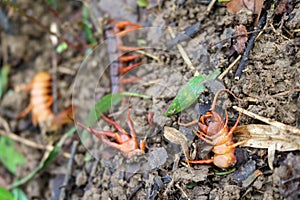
[214,167,236,175]
[12,188,28,200]
[165,69,220,117]
[0,187,13,200]
[0,136,25,175]
[186,182,197,189]
[137,0,149,7]
[56,42,68,53]
[218,0,231,2]
[0,65,10,99]
[82,3,97,45]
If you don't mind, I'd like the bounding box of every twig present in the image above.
[233,106,300,135]
[234,11,267,80]
[175,183,190,200]
[0,116,70,157]
[0,130,71,158]
[136,50,161,63]
[210,28,271,48]
[218,55,241,79]
[206,0,217,15]
[128,182,145,200]
[50,23,59,115]
[59,141,78,200]
[167,26,199,76]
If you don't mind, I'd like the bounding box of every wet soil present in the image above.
[0,0,299,199]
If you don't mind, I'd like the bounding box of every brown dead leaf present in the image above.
[222,0,244,14]
[235,124,300,170]
[233,25,248,54]
[164,126,190,160]
[223,0,264,26]
[275,0,295,15]
[235,124,300,151]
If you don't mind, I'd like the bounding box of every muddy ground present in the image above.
[0,0,300,199]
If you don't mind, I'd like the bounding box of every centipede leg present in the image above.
[118,45,144,52]
[227,112,242,138]
[119,62,143,74]
[116,21,142,29]
[187,158,214,164]
[120,77,141,84]
[115,22,142,37]
[193,130,213,145]
[119,54,143,62]
[17,104,33,118]
[100,114,129,137]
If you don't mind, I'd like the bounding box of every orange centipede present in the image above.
[18,72,73,131]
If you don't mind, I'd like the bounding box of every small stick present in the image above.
[218,55,241,79]
[50,23,59,115]
[234,11,267,80]
[206,0,217,15]
[209,28,271,48]
[128,182,145,200]
[59,141,78,200]
[233,106,300,135]
[0,130,71,158]
[167,26,199,76]
[175,183,190,200]
[0,116,70,157]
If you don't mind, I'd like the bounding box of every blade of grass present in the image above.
[12,188,28,200]
[0,64,10,99]
[8,127,76,189]
[82,3,96,45]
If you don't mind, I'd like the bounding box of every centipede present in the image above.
[104,21,143,93]
[18,72,73,131]
[179,89,247,168]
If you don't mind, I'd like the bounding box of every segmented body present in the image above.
[30,72,54,125]
[192,110,241,168]
[185,89,245,168]
[18,72,72,131]
[104,21,142,93]
[105,23,123,93]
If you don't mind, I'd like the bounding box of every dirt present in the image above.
[0,0,299,199]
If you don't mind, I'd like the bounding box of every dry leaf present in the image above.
[222,0,244,14]
[235,124,300,170]
[233,105,300,170]
[164,126,190,160]
[235,124,300,151]
[233,25,248,54]
[223,0,264,26]
[275,0,295,15]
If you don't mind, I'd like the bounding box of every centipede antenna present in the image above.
[210,89,240,111]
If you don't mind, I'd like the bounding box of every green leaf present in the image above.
[0,65,10,99]
[137,0,149,7]
[165,69,220,117]
[218,0,231,2]
[9,127,76,189]
[56,42,68,53]
[82,3,97,45]
[0,187,13,200]
[12,188,28,200]
[186,181,197,189]
[0,136,25,175]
